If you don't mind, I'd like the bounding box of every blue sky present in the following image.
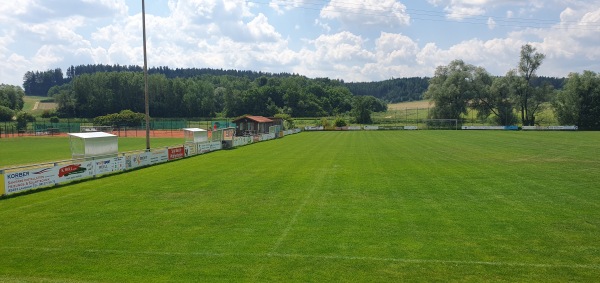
[1,0,600,87]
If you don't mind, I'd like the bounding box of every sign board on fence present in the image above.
[95,156,125,176]
[304,126,323,131]
[57,161,95,182]
[198,142,211,154]
[168,147,185,160]
[462,126,505,130]
[209,141,222,151]
[4,167,57,195]
[125,151,150,169]
[363,126,379,130]
[185,143,197,155]
[149,149,168,165]
[548,125,578,130]
[404,126,418,130]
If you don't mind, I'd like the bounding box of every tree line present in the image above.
[25,64,436,104]
[425,44,599,129]
[48,72,387,120]
[23,64,305,97]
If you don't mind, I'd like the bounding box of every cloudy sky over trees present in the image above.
[1,0,599,86]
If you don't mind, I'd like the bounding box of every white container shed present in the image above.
[183,128,208,143]
[68,132,118,159]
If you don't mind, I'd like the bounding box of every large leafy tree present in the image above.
[553,71,600,130]
[0,84,25,111]
[351,95,374,124]
[472,70,518,125]
[424,60,491,121]
[0,105,14,121]
[515,44,550,126]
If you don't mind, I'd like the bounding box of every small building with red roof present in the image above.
[232,115,281,136]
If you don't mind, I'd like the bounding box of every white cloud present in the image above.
[487,17,496,29]
[1,0,600,87]
[320,0,410,27]
[269,0,309,15]
[292,31,374,80]
[445,5,486,20]
[246,13,282,42]
[375,32,418,63]
[314,19,331,32]
[415,37,523,75]
[431,0,549,20]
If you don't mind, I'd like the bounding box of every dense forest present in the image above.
[47,71,386,119]
[345,77,429,103]
[24,65,305,98]
[23,64,436,103]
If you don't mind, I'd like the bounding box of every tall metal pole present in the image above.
[142,0,150,150]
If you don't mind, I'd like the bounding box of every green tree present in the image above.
[93,110,145,127]
[16,112,36,131]
[553,71,600,130]
[274,113,295,129]
[472,70,517,125]
[351,96,373,124]
[424,60,490,121]
[334,116,347,127]
[515,44,549,126]
[0,84,25,111]
[0,105,14,121]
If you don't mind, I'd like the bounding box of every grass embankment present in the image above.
[0,131,599,281]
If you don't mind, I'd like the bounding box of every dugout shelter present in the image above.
[68,132,118,159]
[183,128,208,143]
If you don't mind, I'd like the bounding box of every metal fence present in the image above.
[0,118,238,138]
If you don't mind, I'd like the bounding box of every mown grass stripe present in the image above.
[1,246,598,270]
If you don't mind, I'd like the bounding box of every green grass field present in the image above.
[0,137,184,167]
[1,131,599,282]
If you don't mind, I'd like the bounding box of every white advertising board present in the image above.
[149,149,169,165]
[198,142,211,154]
[462,126,505,130]
[548,125,578,130]
[56,161,95,182]
[125,151,151,169]
[94,156,126,176]
[209,141,222,151]
[4,167,57,195]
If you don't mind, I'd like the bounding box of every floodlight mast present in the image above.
[142,0,150,150]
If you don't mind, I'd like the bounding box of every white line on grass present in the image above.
[270,169,327,252]
[1,246,599,270]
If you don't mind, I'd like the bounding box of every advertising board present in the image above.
[94,156,125,176]
[168,147,185,160]
[57,161,95,182]
[3,167,57,195]
[149,149,169,165]
[125,151,151,169]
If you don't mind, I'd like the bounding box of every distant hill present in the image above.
[345,77,430,103]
